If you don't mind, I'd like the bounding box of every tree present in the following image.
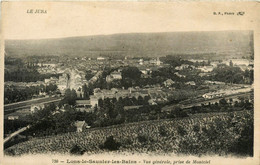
[159,126,168,136]
[170,106,188,118]
[219,98,227,107]
[177,125,187,136]
[114,101,125,123]
[122,67,142,80]
[212,65,245,84]
[82,84,89,99]
[60,89,77,106]
[137,96,144,105]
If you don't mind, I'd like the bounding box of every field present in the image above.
[5,110,253,157]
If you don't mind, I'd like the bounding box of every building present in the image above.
[204,80,225,85]
[75,99,92,112]
[8,116,19,120]
[97,57,105,60]
[174,72,186,78]
[185,81,196,86]
[110,71,122,79]
[76,100,91,106]
[74,121,90,132]
[123,105,143,111]
[156,57,161,66]
[139,58,144,65]
[30,104,45,113]
[90,96,99,107]
[140,69,148,75]
[228,59,251,66]
[45,77,59,84]
[58,73,69,93]
[163,79,175,87]
[197,66,214,73]
[175,64,189,70]
[106,71,122,82]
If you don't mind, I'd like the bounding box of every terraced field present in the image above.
[5,110,253,156]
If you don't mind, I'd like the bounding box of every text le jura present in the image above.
[27,9,47,14]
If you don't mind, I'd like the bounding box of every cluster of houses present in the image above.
[36,63,63,74]
[8,57,253,133]
[89,87,150,107]
[5,81,46,89]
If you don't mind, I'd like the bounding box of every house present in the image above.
[163,79,175,87]
[97,57,105,60]
[45,78,51,84]
[175,64,189,70]
[76,100,91,106]
[90,96,99,107]
[124,105,143,110]
[148,99,157,105]
[110,71,122,79]
[197,66,214,72]
[185,81,196,86]
[106,71,122,82]
[174,72,186,78]
[58,73,69,93]
[140,69,148,75]
[75,100,92,112]
[74,121,90,132]
[30,104,45,113]
[8,116,19,120]
[198,72,211,77]
[204,80,225,85]
[139,59,144,65]
[141,74,151,79]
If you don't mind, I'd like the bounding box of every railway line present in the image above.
[162,92,252,111]
[4,97,62,113]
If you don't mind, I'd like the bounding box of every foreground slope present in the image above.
[5,110,253,156]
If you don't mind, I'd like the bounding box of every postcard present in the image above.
[1,1,260,165]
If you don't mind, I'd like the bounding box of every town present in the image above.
[3,31,254,157]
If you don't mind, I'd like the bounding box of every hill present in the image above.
[5,31,253,58]
[5,110,253,156]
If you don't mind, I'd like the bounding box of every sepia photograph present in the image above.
[1,1,259,165]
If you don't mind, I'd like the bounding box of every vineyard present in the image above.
[5,110,253,157]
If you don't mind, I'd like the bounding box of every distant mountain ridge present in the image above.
[5,31,253,58]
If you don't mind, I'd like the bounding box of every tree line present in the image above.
[4,84,58,104]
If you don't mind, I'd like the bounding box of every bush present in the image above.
[100,136,121,151]
[70,144,85,155]
[137,135,148,143]
[177,126,187,136]
[159,126,168,137]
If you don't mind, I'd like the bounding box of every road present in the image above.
[4,125,31,144]
[4,97,62,113]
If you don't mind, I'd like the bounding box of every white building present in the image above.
[97,57,105,60]
[74,121,90,132]
[90,96,99,107]
[30,104,45,113]
[106,71,122,82]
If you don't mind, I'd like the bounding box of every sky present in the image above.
[1,2,259,40]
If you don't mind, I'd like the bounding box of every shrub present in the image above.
[137,135,148,143]
[100,136,121,151]
[159,126,168,137]
[70,144,85,155]
[177,126,187,136]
